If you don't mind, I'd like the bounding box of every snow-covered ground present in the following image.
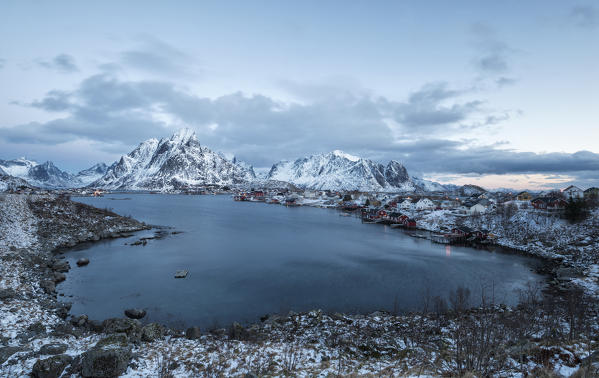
[1,193,598,377]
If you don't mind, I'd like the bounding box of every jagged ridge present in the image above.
[91,129,256,190]
[266,150,415,192]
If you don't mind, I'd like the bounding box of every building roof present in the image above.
[563,185,582,192]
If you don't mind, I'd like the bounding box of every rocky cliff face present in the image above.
[92,129,256,190]
[266,150,415,192]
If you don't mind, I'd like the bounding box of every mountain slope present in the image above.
[75,163,108,186]
[0,169,32,192]
[266,150,415,192]
[0,158,82,188]
[27,161,79,188]
[0,158,38,178]
[92,129,256,190]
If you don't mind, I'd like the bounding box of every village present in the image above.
[231,184,599,248]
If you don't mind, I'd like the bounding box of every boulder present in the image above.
[0,346,23,364]
[40,280,56,294]
[229,322,248,340]
[185,326,201,340]
[141,323,164,342]
[174,270,188,278]
[76,258,90,266]
[39,343,68,355]
[27,321,47,334]
[0,288,16,301]
[53,272,66,284]
[87,319,104,332]
[102,318,142,343]
[556,267,578,281]
[124,308,146,319]
[70,315,88,327]
[81,343,131,378]
[51,261,70,273]
[55,302,71,319]
[31,354,73,378]
[95,334,129,348]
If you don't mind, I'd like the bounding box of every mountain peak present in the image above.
[91,130,255,190]
[267,152,415,192]
[169,128,197,145]
[331,150,360,162]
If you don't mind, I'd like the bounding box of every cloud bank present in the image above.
[0,70,597,189]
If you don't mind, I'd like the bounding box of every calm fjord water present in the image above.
[63,194,544,328]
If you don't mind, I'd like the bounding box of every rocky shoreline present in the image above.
[1,193,598,377]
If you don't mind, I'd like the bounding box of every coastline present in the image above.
[1,193,597,376]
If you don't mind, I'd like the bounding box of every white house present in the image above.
[399,199,414,210]
[415,198,435,210]
[470,202,488,214]
[563,185,584,199]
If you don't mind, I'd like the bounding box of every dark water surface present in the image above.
[61,194,544,328]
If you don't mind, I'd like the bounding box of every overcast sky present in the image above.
[0,1,597,190]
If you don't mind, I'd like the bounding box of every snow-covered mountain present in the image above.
[266,150,415,192]
[91,129,256,190]
[458,184,487,196]
[0,158,111,189]
[0,167,32,192]
[0,158,38,178]
[27,161,79,188]
[0,158,80,188]
[411,176,448,192]
[75,163,108,186]
[410,176,460,192]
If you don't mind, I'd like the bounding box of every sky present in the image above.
[0,0,597,190]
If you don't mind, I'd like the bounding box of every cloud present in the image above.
[570,5,599,28]
[495,77,517,87]
[389,83,483,131]
[119,37,200,77]
[374,139,599,178]
[2,73,597,187]
[470,24,514,75]
[5,74,497,164]
[38,54,79,73]
[0,58,5,69]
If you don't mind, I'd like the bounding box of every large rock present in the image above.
[95,334,129,348]
[141,323,164,342]
[40,280,56,294]
[31,354,73,378]
[174,270,188,278]
[39,343,68,355]
[76,258,90,266]
[0,346,23,364]
[53,272,66,283]
[70,314,88,327]
[124,308,146,319]
[51,260,70,273]
[556,267,578,281]
[185,326,201,340]
[81,339,131,378]
[229,322,249,340]
[102,318,142,342]
[0,288,16,301]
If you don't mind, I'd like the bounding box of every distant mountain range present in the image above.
[1,128,459,193]
[0,158,107,189]
[266,150,416,192]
